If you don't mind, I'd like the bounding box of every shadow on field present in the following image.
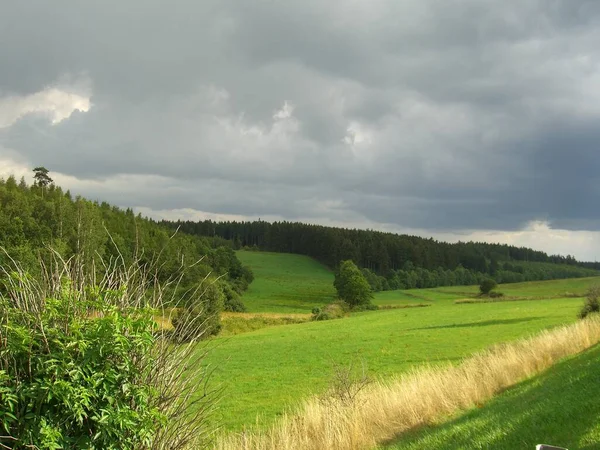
[386,344,600,450]
[412,317,544,331]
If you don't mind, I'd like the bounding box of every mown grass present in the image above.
[205,296,584,432]
[388,342,600,450]
[236,251,336,313]
[217,318,600,450]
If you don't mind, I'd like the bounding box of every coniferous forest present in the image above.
[164,219,599,291]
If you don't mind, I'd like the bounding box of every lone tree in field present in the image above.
[334,260,373,308]
[479,278,498,295]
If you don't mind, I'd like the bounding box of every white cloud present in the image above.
[133,206,284,224]
[343,121,372,147]
[273,101,294,120]
[0,79,92,128]
[0,156,30,180]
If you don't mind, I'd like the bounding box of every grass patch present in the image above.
[205,296,583,432]
[455,296,584,305]
[389,343,600,450]
[434,276,600,298]
[377,303,432,310]
[220,313,310,336]
[216,318,600,450]
[236,251,336,313]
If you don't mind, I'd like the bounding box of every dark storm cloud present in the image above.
[2,0,600,232]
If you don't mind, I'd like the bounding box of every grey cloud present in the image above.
[2,0,600,233]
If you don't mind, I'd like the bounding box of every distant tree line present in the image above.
[163,220,598,290]
[0,173,253,325]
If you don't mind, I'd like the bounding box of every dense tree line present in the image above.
[0,174,252,316]
[164,220,598,289]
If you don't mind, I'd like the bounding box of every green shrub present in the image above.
[172,278,224,341]
[0,279,162,449]
[489,291,504,298]
[0,256,217,450]
[222,283,247,312]
[479,278,498,295]
[579,286,600,319]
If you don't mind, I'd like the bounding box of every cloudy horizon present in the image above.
[2,1,600,260]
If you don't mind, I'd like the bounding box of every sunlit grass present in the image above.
[388,343,600,450]
[236,251,336,313]
[205,296,583,431]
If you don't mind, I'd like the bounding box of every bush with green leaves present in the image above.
[0,255,217,450]
[579,285,600,319]
[0,283,161,449]
[479,278,498,295]
[171,277,224,341]
[222,283,247,312]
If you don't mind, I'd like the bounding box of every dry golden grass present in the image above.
[219,312,311,336]
[153,311,312,335]
[221,312,311,320]
[215,317,600,450]
[154,313,174,331]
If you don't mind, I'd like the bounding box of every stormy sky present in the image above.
[2,0,600,260]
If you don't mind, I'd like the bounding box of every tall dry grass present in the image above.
[216,317,600,450]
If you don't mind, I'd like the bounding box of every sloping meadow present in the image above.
[216,317,600,450]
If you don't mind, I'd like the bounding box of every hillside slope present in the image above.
[235,251,336,312]
[388,343,600,449]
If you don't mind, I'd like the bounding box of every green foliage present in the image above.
[32,166,53,188]
[334,260,374,308]
[360,268,388,292]
[0,174,252,313]
[172,278,224,341]
[579,285,600,319]
[222,283,247,312]
[479,278,498,295]
[0,280,163,449]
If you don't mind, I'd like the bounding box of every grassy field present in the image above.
[426,276,600,298]
[235,251,336,312]
[206,296,586,431]
[387,343,600,450]
[206,252,600,433]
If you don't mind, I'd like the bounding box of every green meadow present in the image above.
[235,251,336,312]
[206,252,600,433]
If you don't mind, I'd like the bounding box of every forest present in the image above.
[0,173,253,321]
[164,219,599,291]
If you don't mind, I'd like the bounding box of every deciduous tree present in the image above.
[334,260,373,307]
